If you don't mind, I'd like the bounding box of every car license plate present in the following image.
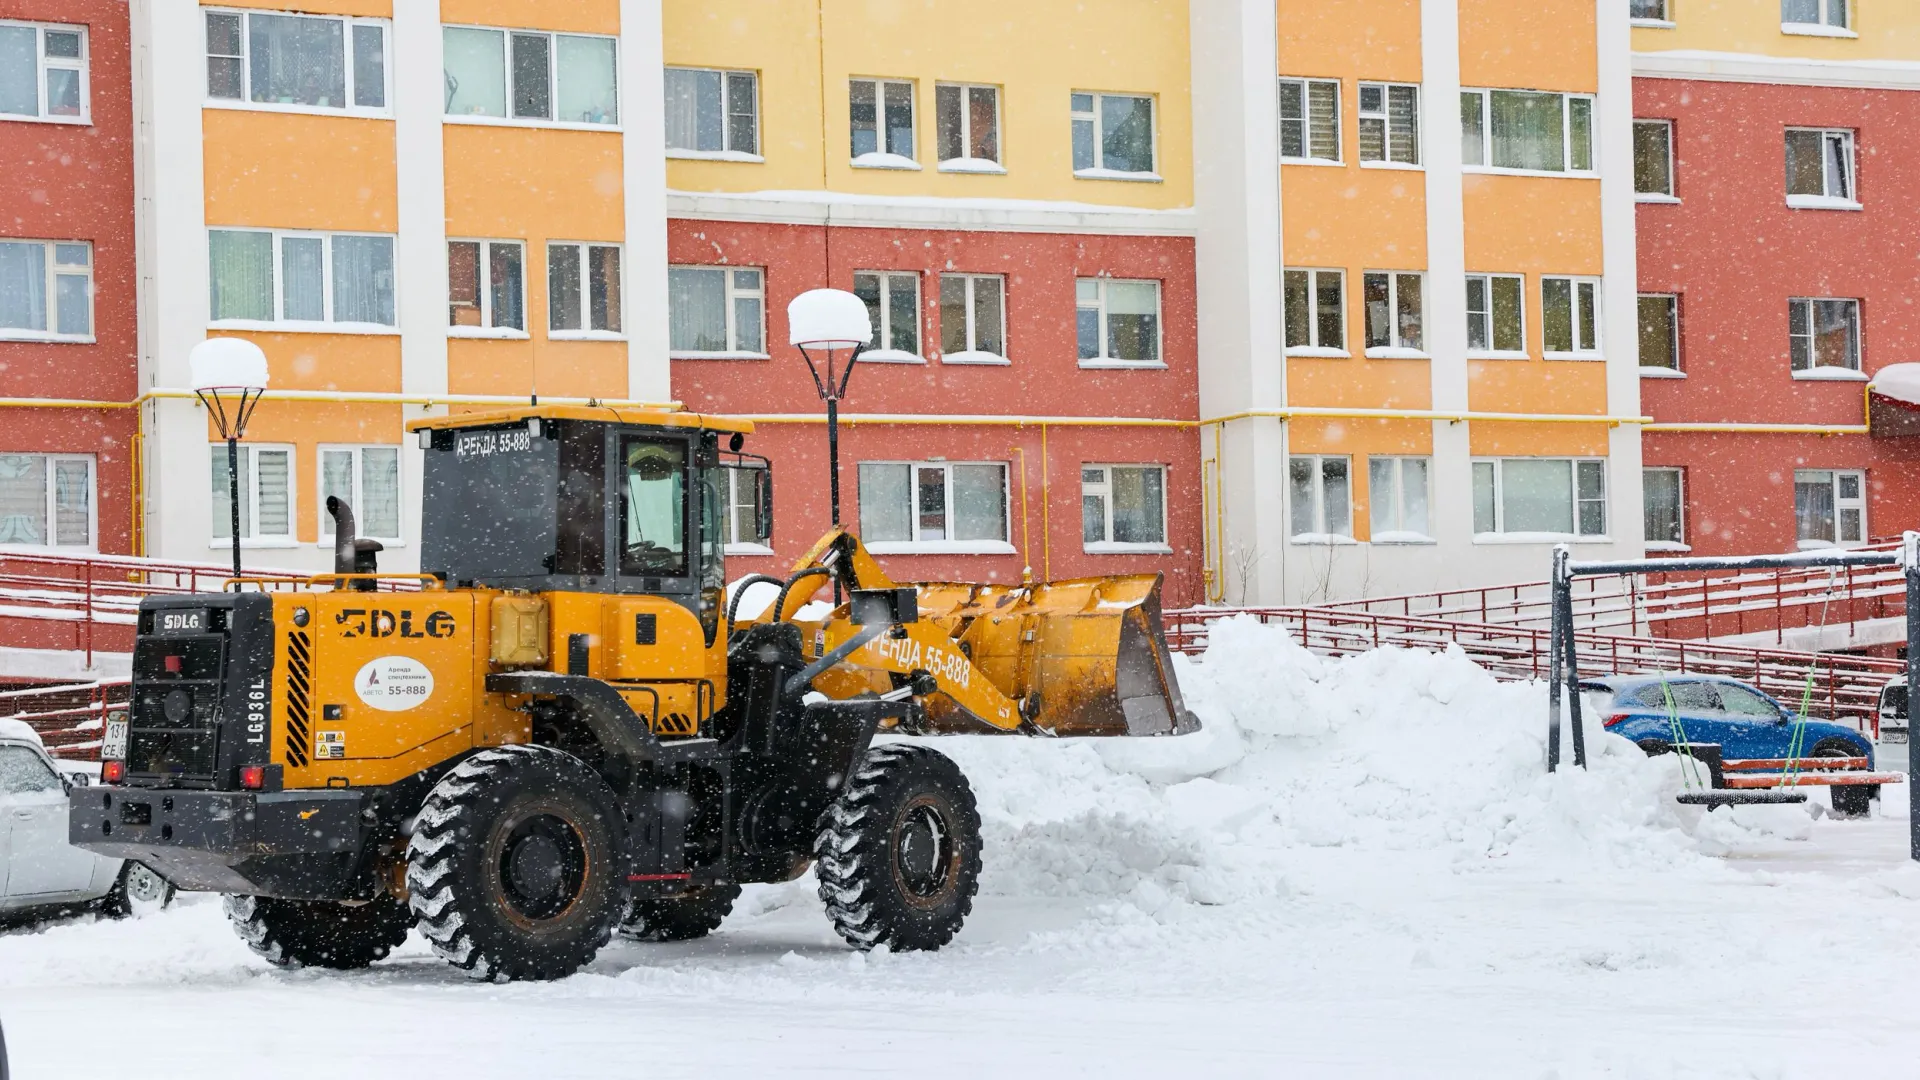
[103,718,129,760]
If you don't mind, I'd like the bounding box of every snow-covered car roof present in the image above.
[0,717,45,747]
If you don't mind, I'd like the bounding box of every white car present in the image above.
[1,718,172,920]
[1879,676,1908,744]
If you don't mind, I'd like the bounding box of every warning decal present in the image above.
[353,656,435,712]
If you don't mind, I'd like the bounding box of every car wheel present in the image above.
[1811,740,1876,818]
[1636,739,1671,757]
[101,861,175,919]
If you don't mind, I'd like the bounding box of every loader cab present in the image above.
[416,408,770,635]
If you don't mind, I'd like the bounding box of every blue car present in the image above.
[1583,673,1875,767]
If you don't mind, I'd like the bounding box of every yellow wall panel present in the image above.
[1459,0,1595,93]
[1633,0,1920,60]
[1288,417,1430,455]
[1466,359,1607,417]
[1462,175,1601,276]
[207,331,401,394]
[1466,420,1610,458]
[442,0,620,34]
[1277,0,1422,83]
[1283,166,1428,269]
[1288,358,1432,411]
[447,339,629,402]
[444,126,625,240]
[210,0,390,16]
[203,111,397,231]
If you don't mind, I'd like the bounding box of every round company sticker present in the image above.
[353,656,435,712]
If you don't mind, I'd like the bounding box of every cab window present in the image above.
[619,437,688,577]
[1716,684,1781,719]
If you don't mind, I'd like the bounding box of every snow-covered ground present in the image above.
[6,617,1920,1078]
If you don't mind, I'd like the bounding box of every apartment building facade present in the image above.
[0,1,135,556]
[1632,0,1920,556]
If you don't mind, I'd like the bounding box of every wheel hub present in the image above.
[497,813,587,921]
[894,801,953,899]
[126,863,167,904]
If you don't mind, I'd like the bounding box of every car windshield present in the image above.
[0,743,60,794]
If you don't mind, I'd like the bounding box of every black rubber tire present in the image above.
[407,745,627,982]
[1637,739,1671,757]
[223,893,414,969]
[620,884,741,942]
[1812,741,1877,817]
[100,861,175,919]
[815,743,982,952]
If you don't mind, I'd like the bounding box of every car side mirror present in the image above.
[64,772,90,789]
[755,469,774,544]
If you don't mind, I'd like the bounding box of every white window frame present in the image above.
[0,452,94,550]
[1794,468,1866,549]
[1471,457,1608,542]
[1284,268,1347,356]
[1782,0,1852,35]
[664,66,760,161]
[1075,277,1164,368]
[1367,456,1433,544]
[1460,88,1597,176]
[668,265,765,359]
[938,273,1007,364]
[849,76,917,168]
[547,241,624,340]
[1070,91,1159,180]
[447,238,526,339]
[1289,454,1355,543]
[1639,293,1681,374]
[1631,0,1675,27]
[202,8,391,118]
[1788,296,1862,377]
[858,461,1014,555]
[1643,465,1687,551]
[1357,82,1420,168]
[207,228,399,332]
[440,24,620,130]
[853,270,923,363]
[1278,77,1342,165]
[720,463,771,555]
[1784,127,1858,210]
[0,20,88,125]
[317,444,403,545]
[1361,270,1424,356]
[0,239,93,343]
[1080,464,1170,553]
[1633,119,1676,201]
[1465,272,1528,358]
[210,443,297,548]
[1541,275,1603,358]
[934,82,1002,173]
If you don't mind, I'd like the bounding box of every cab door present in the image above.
[0,743,99,900]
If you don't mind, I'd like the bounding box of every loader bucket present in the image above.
[914,573,1199,737]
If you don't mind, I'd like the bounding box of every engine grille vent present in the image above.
[285,630,312,768]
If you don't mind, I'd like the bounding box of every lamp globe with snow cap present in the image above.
[787,288,873,529]
[189,337,270,580]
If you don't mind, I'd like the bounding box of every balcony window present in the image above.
[0,21,86,122]
[205,9,387,114]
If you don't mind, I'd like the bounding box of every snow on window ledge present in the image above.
[1286,346,1352,359]
[1785,194,1862,211]
[1632,18,1677,29]
[1635,193,1681,205]
[0,331,95,345]
[938,157,1006,175]
[940,351,1011,366]
[1462,165,1598,180]
[1370,531,1436,545]
[1364,346,1429,360]
[1281,157,1344,169]
[1781,22,1858,38]
[1473,532,1611,545]
[866,540,1017,556]
[1644,541,1692,553]
[857,349,926,364]
[1792,367,1868,381]
[1358,160,1423,172]
[444,114,620,134]
[1466,350,1531,361]
[1084,541,1174,555]
[1290,533,1360,546]
[671,350,771,361]
[667,149,766,164]
[724,542,776,557]
[449,327,530,341]
[1072,167,1164,183]
[1078,359,1168,370]
[1544,351,1605,362]
[1640,367,1686,379]
[1794,538,1868,551]
[207,539,300,550]
[549,330,628,343]
[319,537,406,548]
[209,319,398,337]
[851,152,922,171]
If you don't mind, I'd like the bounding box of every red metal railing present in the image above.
[0,678,128,761]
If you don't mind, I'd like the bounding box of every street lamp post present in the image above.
[787,289,874,528]
[189,338,270,580]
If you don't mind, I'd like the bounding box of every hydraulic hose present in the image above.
[725,574,787,628]
[771,567,832,625]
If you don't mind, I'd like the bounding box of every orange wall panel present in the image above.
[1466,420,1610,458]
[1459,0,1595,93]
[1277,0,1422,83]
[443,126,625,240]
[213,0,390,15]
[1287,416,1430,455]
[208,331,401,394]
[1467,359,1608,420]
[1282,166,1428,269]
[1462,175,1601,276]
[203,111,397,231]
[442,0,620,34]
[446,339,628,401]
[1288,358,1432,412]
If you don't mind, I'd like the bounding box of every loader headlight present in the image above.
[292,606,310,627]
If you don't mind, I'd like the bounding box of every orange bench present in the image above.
[1665,744,1902,815]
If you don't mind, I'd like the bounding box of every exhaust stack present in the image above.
[326,495,383,592]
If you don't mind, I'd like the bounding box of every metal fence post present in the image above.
[1906,533,1920,862]
[1548,546,1570,773]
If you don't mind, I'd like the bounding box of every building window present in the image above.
[857,462,1008,549]
[1782,0,1848,30]
[0,240,91,341]
[211,444,294,543]
[1358,83,1418,165]
[939,274,1005,362]
[548,242,622,336]
[1795,468,1865,547]
[441,25,617,125]
[850,78,914,165]
[1071,92,1155,177]
[1076,278,1161,365]
[1460,89,1594,174]
[1289,455,1353,541]
[1368,456,1431,541]
[1631,0,1670,21]
[1633,120,1673,197]
[0,453,91,548]
[1465,273,1526,355]
[1788,297,1859,373]
[1278,78,1339,163]
[668,267,764,356]
[720,463,768,550]
[0,21,85,122]
[1472,458,1607,538]
[319,445,400,543]
[1541,276,1601,356]
[1284,269,1345,353]
[1644,467,1685,548]
[1639,294,1679,371]
[936,83,999,169]
[205,9,388,113]
[448,240,524,334]
[1081,465,1166,549]
[853,271,921,360]
[208,229,396,327]
[663,67,757,156]
[1785,128,1855,207]
[1362,272,1422,353]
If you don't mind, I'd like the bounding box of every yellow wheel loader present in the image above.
[70,407,1194,981]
